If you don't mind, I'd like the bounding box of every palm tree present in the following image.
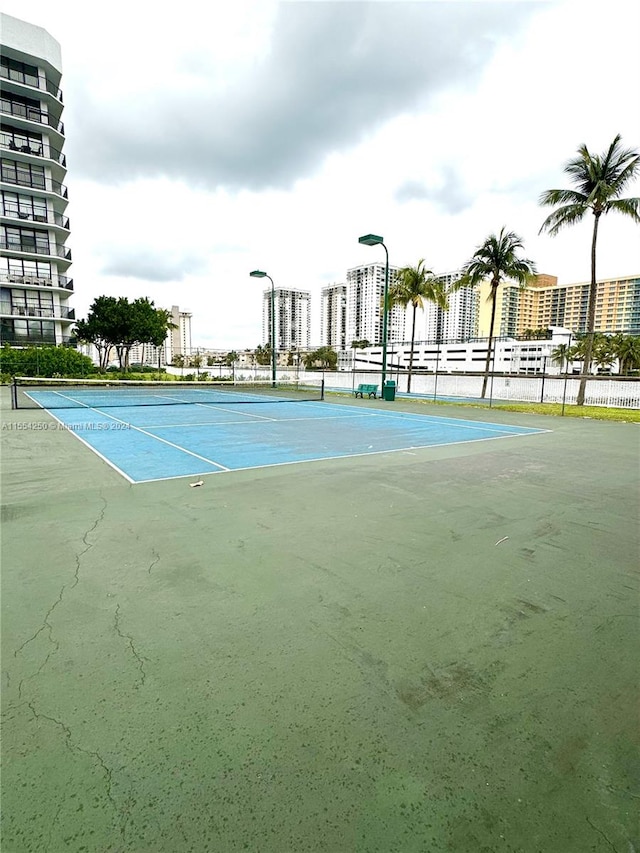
[609,333,640,375]
[459,228,537,398]
[387,260,452,392]
[539,134,640,404]
[551,342,571,373]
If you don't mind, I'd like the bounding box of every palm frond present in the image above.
[604,197,640,222]
[539,188,587,208]
[539,203,588,235]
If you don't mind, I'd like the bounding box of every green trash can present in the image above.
[383,380,396,401]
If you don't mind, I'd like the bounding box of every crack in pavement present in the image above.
[586,816,619,852]
[13,495,108,666]
[148,548,160,574]
[114,604,148,688]
[26,700,126,843]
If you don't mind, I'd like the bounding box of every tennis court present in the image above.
[11,377,547,483]
[2,383,638,853]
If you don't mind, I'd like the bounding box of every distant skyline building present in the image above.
[476,279,521,339]
[320,283,347,349]
[476,273,640,339]
[518,274,640,337]
[168,304,192,360]
[1,14,74,347]
[346,262,404,347]
[263,288,311,351]
[414,270,479,343]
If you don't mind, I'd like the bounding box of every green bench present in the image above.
[354,383,379,399]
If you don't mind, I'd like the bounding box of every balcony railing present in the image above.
[1,206,70,229]
[0,272,74,290]
[0,334,76,347]
[0,100,64,134]
[0,173,68,198]
[0,139,66,166]
[0,304,75,320]
[0,239,71,260]
[1,66,63,102]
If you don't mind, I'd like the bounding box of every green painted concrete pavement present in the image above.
[2,389,638,852]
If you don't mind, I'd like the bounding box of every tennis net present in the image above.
[11,376,325,409]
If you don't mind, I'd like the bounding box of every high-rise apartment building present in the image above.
[263,288,311,351]
[346,263,404,346]
[415,270,479,343]
[1,14,74,347]
[477,280,524,339]
[320,283,347,349]
[517,274,640,336]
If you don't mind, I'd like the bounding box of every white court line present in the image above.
[31,406,136,483]
[133,429,551,484]
[35,396,231,472]
[140,408,549,436]
[319,400,549,432]
[141,412,368,428]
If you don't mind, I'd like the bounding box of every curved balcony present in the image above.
[1,138,66,167]
[0,332,77,347]
[1,65,63,103]
[0,239,72,262]
[0,100,64,151]
[0,303,75,321]
[0,98,64,133]
[1,204,70,231]
[1,272,73,291]
[0,173,68,200]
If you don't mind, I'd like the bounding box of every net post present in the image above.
[11,377,18,409]
[321,378,325,400]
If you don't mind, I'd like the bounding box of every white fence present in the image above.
[164,366,640,409]
[325,371,640,409]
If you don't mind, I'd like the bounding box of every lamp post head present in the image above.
[358,234,384,247]
[249,270,267,278]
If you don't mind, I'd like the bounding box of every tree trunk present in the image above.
[577,213,600,406]
[481,281,498,398]
[407,302,417,393]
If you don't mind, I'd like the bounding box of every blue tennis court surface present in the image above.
[33,394,549,484]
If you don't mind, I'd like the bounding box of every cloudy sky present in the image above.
[5,0,640,348]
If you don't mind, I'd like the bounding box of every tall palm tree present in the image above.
[459,228,537,398]
[539,134,640,404]
[387,260,450,392]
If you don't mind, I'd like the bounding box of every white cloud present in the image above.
[3,0,639,348]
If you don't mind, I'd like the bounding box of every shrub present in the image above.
[0,344,95,378]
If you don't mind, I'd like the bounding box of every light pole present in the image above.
[250,270,276,385]
[358,234,389,391]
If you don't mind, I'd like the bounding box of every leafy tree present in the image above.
[255,343,272,366]
[387,260,454,392]
[304,346,337,369]
[173,354,185,368]
[350,339,371,349]
[540,134,640,404]
[75,296,174,372]
[74,295,118,371]
[459,228,537,398]
[225,351,239,366]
